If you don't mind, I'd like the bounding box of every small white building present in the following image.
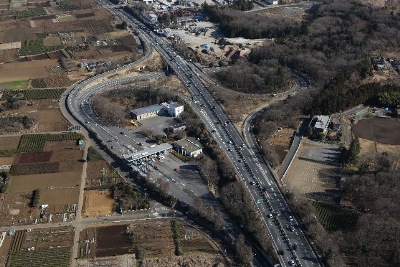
[312,115,331,134]
[162,102,184,118]
[266,0,278,5]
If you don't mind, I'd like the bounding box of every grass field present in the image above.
[19,39,63,57]
[313,201,360,231]
[87,146,104,161]
[14,7,47,19]
[0,80,29,90]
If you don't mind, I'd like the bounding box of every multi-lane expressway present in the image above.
[64,2,322,267]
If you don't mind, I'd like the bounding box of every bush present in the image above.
[30,189,41,207]
[87,146,104,161]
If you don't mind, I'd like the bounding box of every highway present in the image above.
[62,2,322,266]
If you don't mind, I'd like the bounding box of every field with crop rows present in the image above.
[10,231,25,252]
[17,133,82,153]
[18,151,53,164]
[10,162,59,175]
[14,8,47,19]
[0,88,66,100]
[313,201,360,231]
[6,246,71,267]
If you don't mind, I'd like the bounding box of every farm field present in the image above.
[17,132,82,153]
[36,109,70,132]
[0,80,29,90]
[0,191,40,226]
[0,60,58,82]
[353,118,400,145]
[40,187,80,206]
[312,201,359,231]
[83,190,115,216]
[79,220,221,260]
[7,172,80,193]
[0,97,69,133]
[85,160,121,189]
[0,135,21,150]
[77,253,227,267]
[6,227,74,267]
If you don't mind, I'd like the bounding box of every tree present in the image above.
[235,234,254,264]
[341,138,360,165]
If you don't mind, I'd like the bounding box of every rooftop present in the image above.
[131,104,162,116]
[125,143,172,161]
[313,115,330,130]
[174,138,202,153]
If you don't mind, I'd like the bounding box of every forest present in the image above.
[206,0,400,104]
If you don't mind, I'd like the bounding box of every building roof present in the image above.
[313,115,330,130]
[124,143,172,161]
[170,102,183,108]
[174,138,202,153]
[131,104,162,116]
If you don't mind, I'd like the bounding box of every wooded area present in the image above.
[206,0,400,104]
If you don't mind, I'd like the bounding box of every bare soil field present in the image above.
[353,118,400,145]
[141,253,227,267]
[77,254,136,267]
[40,188,79,206]
[79,220,225,263]
[0,48,19,63]
[7,172,81,193]
[0,135,21,150]
[96,224,132,257]
[1,23,37,43]
[86,160,115,180]
[128,220,175,258]
[43,139,79,151]
[10,162,60,176]
[0,60,58,82]
[0,191,40,226]
[0,157,15,165]
[17,151,52,164]
[358,138,400,161]
[77,253,226,267]
[21,226,74,249]
[50,149,83,162]
[83,190,114,216]
[43,37,62,46]
[0,100,70,134]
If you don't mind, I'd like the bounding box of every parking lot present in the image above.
[285,143,341,203]
[134,113,181,137]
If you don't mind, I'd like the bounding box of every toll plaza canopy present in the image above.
[124,143,172,162]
